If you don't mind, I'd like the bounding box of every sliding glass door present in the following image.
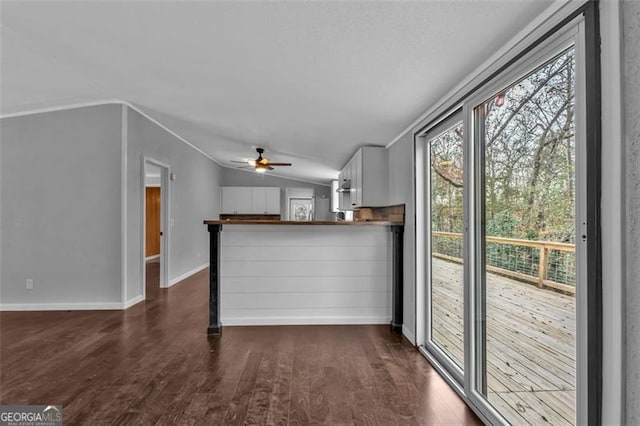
[419,15,593,425]
[472,43,578,425]
[425,114,465,378]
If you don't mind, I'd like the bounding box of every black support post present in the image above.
[390,225,404,334]
[207,224,222,335]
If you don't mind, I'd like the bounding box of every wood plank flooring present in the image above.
[431,258,576,425]
[1,267,480,425]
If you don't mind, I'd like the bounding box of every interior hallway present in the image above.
[0,268,480,425]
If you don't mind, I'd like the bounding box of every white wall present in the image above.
[125,107,221,302]
[623,0,640,422]
[0,105,123,308]
[0,103,222,309]
[388,133,416,342]
[220,225,391,325]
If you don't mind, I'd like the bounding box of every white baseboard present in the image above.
[1,295,146,311]
[0,301,123,311]
[145,254,160,261]
[0,263,209,312]
[220,316,390,326]
[124,295,144,309]
[402,324,416,345]
[168,262,208,287]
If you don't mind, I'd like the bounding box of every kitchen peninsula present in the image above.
[203,212,404,335]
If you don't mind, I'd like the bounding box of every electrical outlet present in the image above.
[25,279,33,290]
[197,252,201,259]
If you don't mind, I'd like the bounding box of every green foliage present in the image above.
[486,212,517,238]
[429,47,577,287]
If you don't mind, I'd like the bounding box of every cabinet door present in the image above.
[264,187,281,214]
[221,187,235,214]
[342,159,355,210]
[353,150,363,207]
[251,187,266,213]
[342,161,351,186]
[222,187,252,214]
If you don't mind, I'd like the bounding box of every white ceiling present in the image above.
[1,0,554,184]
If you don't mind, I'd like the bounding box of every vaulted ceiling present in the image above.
[1,0,553,184]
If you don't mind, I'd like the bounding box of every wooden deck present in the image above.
[431,257,576,425]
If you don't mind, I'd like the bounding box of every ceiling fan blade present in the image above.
[266,163,292,166]
[267,166,274,170]
[230,160,249,164]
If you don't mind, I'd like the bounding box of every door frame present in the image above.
[413,4,601,424]
[141,157,171,298]
[463,21,588,424]
[419,109,466,387]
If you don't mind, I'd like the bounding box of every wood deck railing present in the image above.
[432,231,576,294]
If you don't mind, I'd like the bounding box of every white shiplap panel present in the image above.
[221,307,392,326]
[222,260,390,278]
[221,244,390,262]
[222,291,389,310]
[222,307,391,317]
[221,275,390,294]
[219,225,392,325]
[221,226,390,247]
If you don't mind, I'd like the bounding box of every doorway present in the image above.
[143,159,169,300]
[416,14,600,424]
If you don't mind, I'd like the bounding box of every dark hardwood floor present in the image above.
[0,268,481,425]
[146,258,160,300]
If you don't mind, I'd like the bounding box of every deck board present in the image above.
[431,257,576,425]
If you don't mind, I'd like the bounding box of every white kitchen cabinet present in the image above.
[251,187,266,213]
[352,152,361,208]
[222,187,280,214]
[338,147,388,209]
[221,187,252,214]
[338,158,354,211]
[337,170,345,211]
[264,187,281,214]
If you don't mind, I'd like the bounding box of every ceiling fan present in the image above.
[231,148,292,173]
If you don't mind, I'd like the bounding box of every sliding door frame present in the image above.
[414,2,601,424]
[465,19,586,425]
[420,110,465,386]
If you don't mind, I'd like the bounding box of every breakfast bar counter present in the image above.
[203,220,404,335]
[203,219,401,226]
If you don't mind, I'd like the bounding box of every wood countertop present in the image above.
[203,219,402,226]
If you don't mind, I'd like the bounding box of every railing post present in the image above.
[538,245,548,289]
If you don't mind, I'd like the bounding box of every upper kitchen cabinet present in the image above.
[256,187,281,214]
[221,187,280,214]
[340,147,388,209]
[221,187,252,214]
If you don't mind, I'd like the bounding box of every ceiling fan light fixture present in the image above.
[233,147,291,172]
